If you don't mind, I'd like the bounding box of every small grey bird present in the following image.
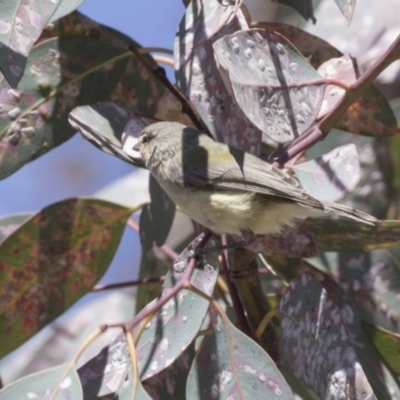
[131,121,376,238]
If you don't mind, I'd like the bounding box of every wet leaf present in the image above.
[0,0,76,87]
[334,0,356,23]
[213,29,327,143]
[0,198,133,358]
[78,236,218,397]
[252,23,342,69]
[136,239,219,380]
[139,175,176,252]
[363,322,400,376]
[273,0,316,23]
[252,23,400,138]
[317,55,357,119]
[1,10,194,181]
[187,318,292,399]
[0,362,82,399]
[0,37,130,179]
[175,0,262,154]
[294,144,361,202]
[280,271,400,399]
[0,213,32,242]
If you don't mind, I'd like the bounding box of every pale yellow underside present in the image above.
[159,179,319,235]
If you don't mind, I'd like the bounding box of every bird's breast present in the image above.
[154,176,316,236]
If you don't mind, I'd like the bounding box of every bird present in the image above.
[130,121,376,240]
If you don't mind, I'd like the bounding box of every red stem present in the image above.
[126,230,212,331]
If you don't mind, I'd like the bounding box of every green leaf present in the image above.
[0,198,133,358]
[0,37,131,179]
[118,370,152,400]
[1,9,194,180]
[280,271,400,399]
[0,0,73,87]
[363,322,400,376]
[139,175,176,251]
[135,248,167,314]
[49,1,84,23]
[294,144,360,202]
[0,213,32,242]
[0,362,82,399]
[136,239,219,380]
[143,343,195,399]
[77,237,219,397]
[187,318,292,399]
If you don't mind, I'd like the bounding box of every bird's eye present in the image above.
[142,136,150,145]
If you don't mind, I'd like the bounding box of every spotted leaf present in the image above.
[78,236,218,397]
[174,0,262,154]
[0,198,133,358]
[0,362,82,400]
[213,29,327,143]
[0,0,83,87]
[187,318,292,399]
[280,271,400,399]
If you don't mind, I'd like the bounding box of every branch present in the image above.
[92,277,165,292]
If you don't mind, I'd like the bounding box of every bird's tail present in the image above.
[322,202,377,225]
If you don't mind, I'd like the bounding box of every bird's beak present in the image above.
[132,142,141,152]
[122,135,143,164]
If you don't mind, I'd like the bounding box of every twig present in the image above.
[126,230,212,331]
[123,328,138,399]
[92,277,165,292]
[49,325,108,400]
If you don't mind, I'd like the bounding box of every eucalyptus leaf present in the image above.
[0,362,82,399]
[0,0,77,87]
[187,318,292,399]
[280,271,400,399]
[174,0,262,153]
[213,29,327,143]
[0,198,133,357]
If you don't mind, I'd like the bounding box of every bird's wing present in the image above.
[171,139,323,209]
